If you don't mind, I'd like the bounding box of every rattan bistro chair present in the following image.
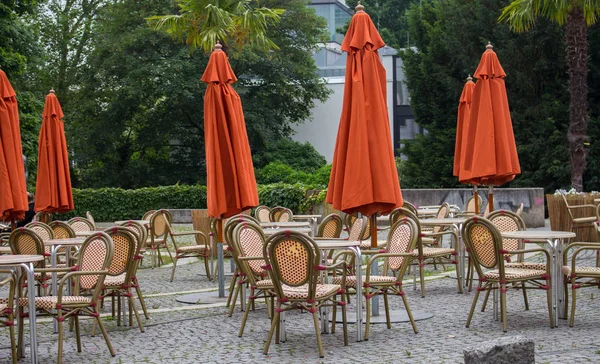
[145,210,172,268]
[270,206,293,222]
[560,193,597,234]
[317,214,343,238]
[253,206,271,223]
[163,213,211,282]
[18,232,116,363]
[462,217,553,331]
[0,270,17,364]
[67,217,94,234]
[263,231,348,358]
[117,220,149,319]
[49,221,76,239]
[231,221,274,337]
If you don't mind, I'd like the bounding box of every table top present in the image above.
[501,230,576,241]
[263,227,313,236]
[294,215,321,219]
[314,240,361,250]
[75,230,103,237]
[260,222,310,228]
[0,254,44,265]
[45,237,86,246]
[419,218,467,226]
[0,246,12,254]
[115,220,150,225]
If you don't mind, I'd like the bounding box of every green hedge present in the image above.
[60,185,208,222]
[57,183,319,222]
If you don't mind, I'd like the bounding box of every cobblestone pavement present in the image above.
[1,223,600,363]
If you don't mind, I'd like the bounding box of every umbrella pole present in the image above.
[488,186,494,214]
[10,219,16,231]
[217,218,225,298]
[369,214,380,316]
[370,214,378,249]
[474,186,480,215]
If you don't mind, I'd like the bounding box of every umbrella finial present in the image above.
[49,88,55,94]
[214,41,223,50]
[467,74,473,82]
[486,41,493,50]
[356,1,365,12]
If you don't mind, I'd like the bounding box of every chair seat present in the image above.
[573,216,597,224]
[505,262,547,270]
[176,245,209,254]
[359,240,387,249]
[484,268,546,280]
[414,247,455,257]
[19,296,92,310]
[331,275,395,288]
[0,304,7,313]
[281,283,340,300]
[255,279,273,288]
[104,273,126,287]
[562,265,600,277]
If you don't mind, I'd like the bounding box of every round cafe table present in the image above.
[260,222,310,229]
[0,254,44,364]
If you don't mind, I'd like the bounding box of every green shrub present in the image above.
[253,139,326,172]
[255,161,331,188]
[257,183,308,213]
[59,185,207,221]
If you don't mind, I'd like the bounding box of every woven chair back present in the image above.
[265,231,320,300]
[344,213,357,232]
[465,195,479,213]
[462,217,503,272]
[232,222,267,278]
[317,214,342,238]
[386,217,419,272]
[142,210,157,221]
[150,210,169,238]
[254,206,271,223]
[402,201,418,216]
[118,220,146,254]
[10,228,46,268]
[347,216,366,241]
[433,203,450,234]
[49,221,76,239]
[361,217,372,240]
[24,221,54,241]
[104,227,137,276]
[224,215,256,245]
[488,210,525,252]
[270,207,293,222]
[76,232,113,293]
[67,217,94,233]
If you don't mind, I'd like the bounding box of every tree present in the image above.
[147,0,284,53]
[400,0,571,192]
[499,1,600,191]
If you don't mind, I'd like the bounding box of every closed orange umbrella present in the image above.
[34,90,74,213]
[202,42,258,220]
[459,43,520,211]
[0,70,28,223]
[453,76,475,178]
[326,3,402,248]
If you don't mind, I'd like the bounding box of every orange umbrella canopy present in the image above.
[326,4,403,216]
[458,43,520,186]
[34,90,74,213]
[453,76,475,177]
[0,70,28,221]
[202,43,258,219]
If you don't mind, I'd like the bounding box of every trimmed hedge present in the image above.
[257,183,308,213]
[60,185,207,222]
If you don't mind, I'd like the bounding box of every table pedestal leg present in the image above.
[23,263,38,364]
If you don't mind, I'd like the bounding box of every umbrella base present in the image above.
[175,291,230,305]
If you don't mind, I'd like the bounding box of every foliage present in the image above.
[64,0,329,189]
[255,161,331,188]
[257,183,307,213]
[252,138,326,172]
[400,0,571,193]
[60,185,208,221]
[299,189,327,214]
[499,0,600,30]
[147,0,284,53]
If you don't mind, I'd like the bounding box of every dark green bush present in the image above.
[253,139,327,172]
[255,161,331,188]
[257,183,308,213]
[60,185,207,221]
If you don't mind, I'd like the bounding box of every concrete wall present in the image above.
[169,187,545,228]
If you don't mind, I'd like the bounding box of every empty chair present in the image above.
[117,220,150,320]
[86,211,96,229]
[145,210,172,267]
[49,221,76,239]
[270,206,293,222]
[67,217,94,234]
[253,206,271,222]
[164,213,211,282]
[316,214,343,238]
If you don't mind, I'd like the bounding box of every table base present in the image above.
[329,309,433,324]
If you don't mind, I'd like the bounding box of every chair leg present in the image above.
[365,290,372,341]
[466,282,482,328]
[203,255,211,281]
[263,303,280,355]
[129,293,145,333]
[331,293,337,334]
[9,308,16,364]
[570,277,577,327]
[229,282,241,317]
[133,279,150,319]
[468,257,474,292]
[17,305,24,359]
[311,304,324,358]
[116,293,121,326]
[522,282,529,310]
[383,290,391,329]
[239,288,254,337]
[170,255,178,282]
[226,270,238,308]
[95,311,116,357]
[419,259,426,298]
[74,315,82,353]
[481,288,491,312]
[500,282,507,332]
[400,289,418,334]
[455,259,463,294]
[57,312,64,364]
[563,277,569,319]
[341,299,348,346]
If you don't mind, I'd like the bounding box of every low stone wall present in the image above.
[168,187,545,228]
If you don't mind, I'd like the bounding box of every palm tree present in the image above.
[147,0,284,53]
[499,2,600,191]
